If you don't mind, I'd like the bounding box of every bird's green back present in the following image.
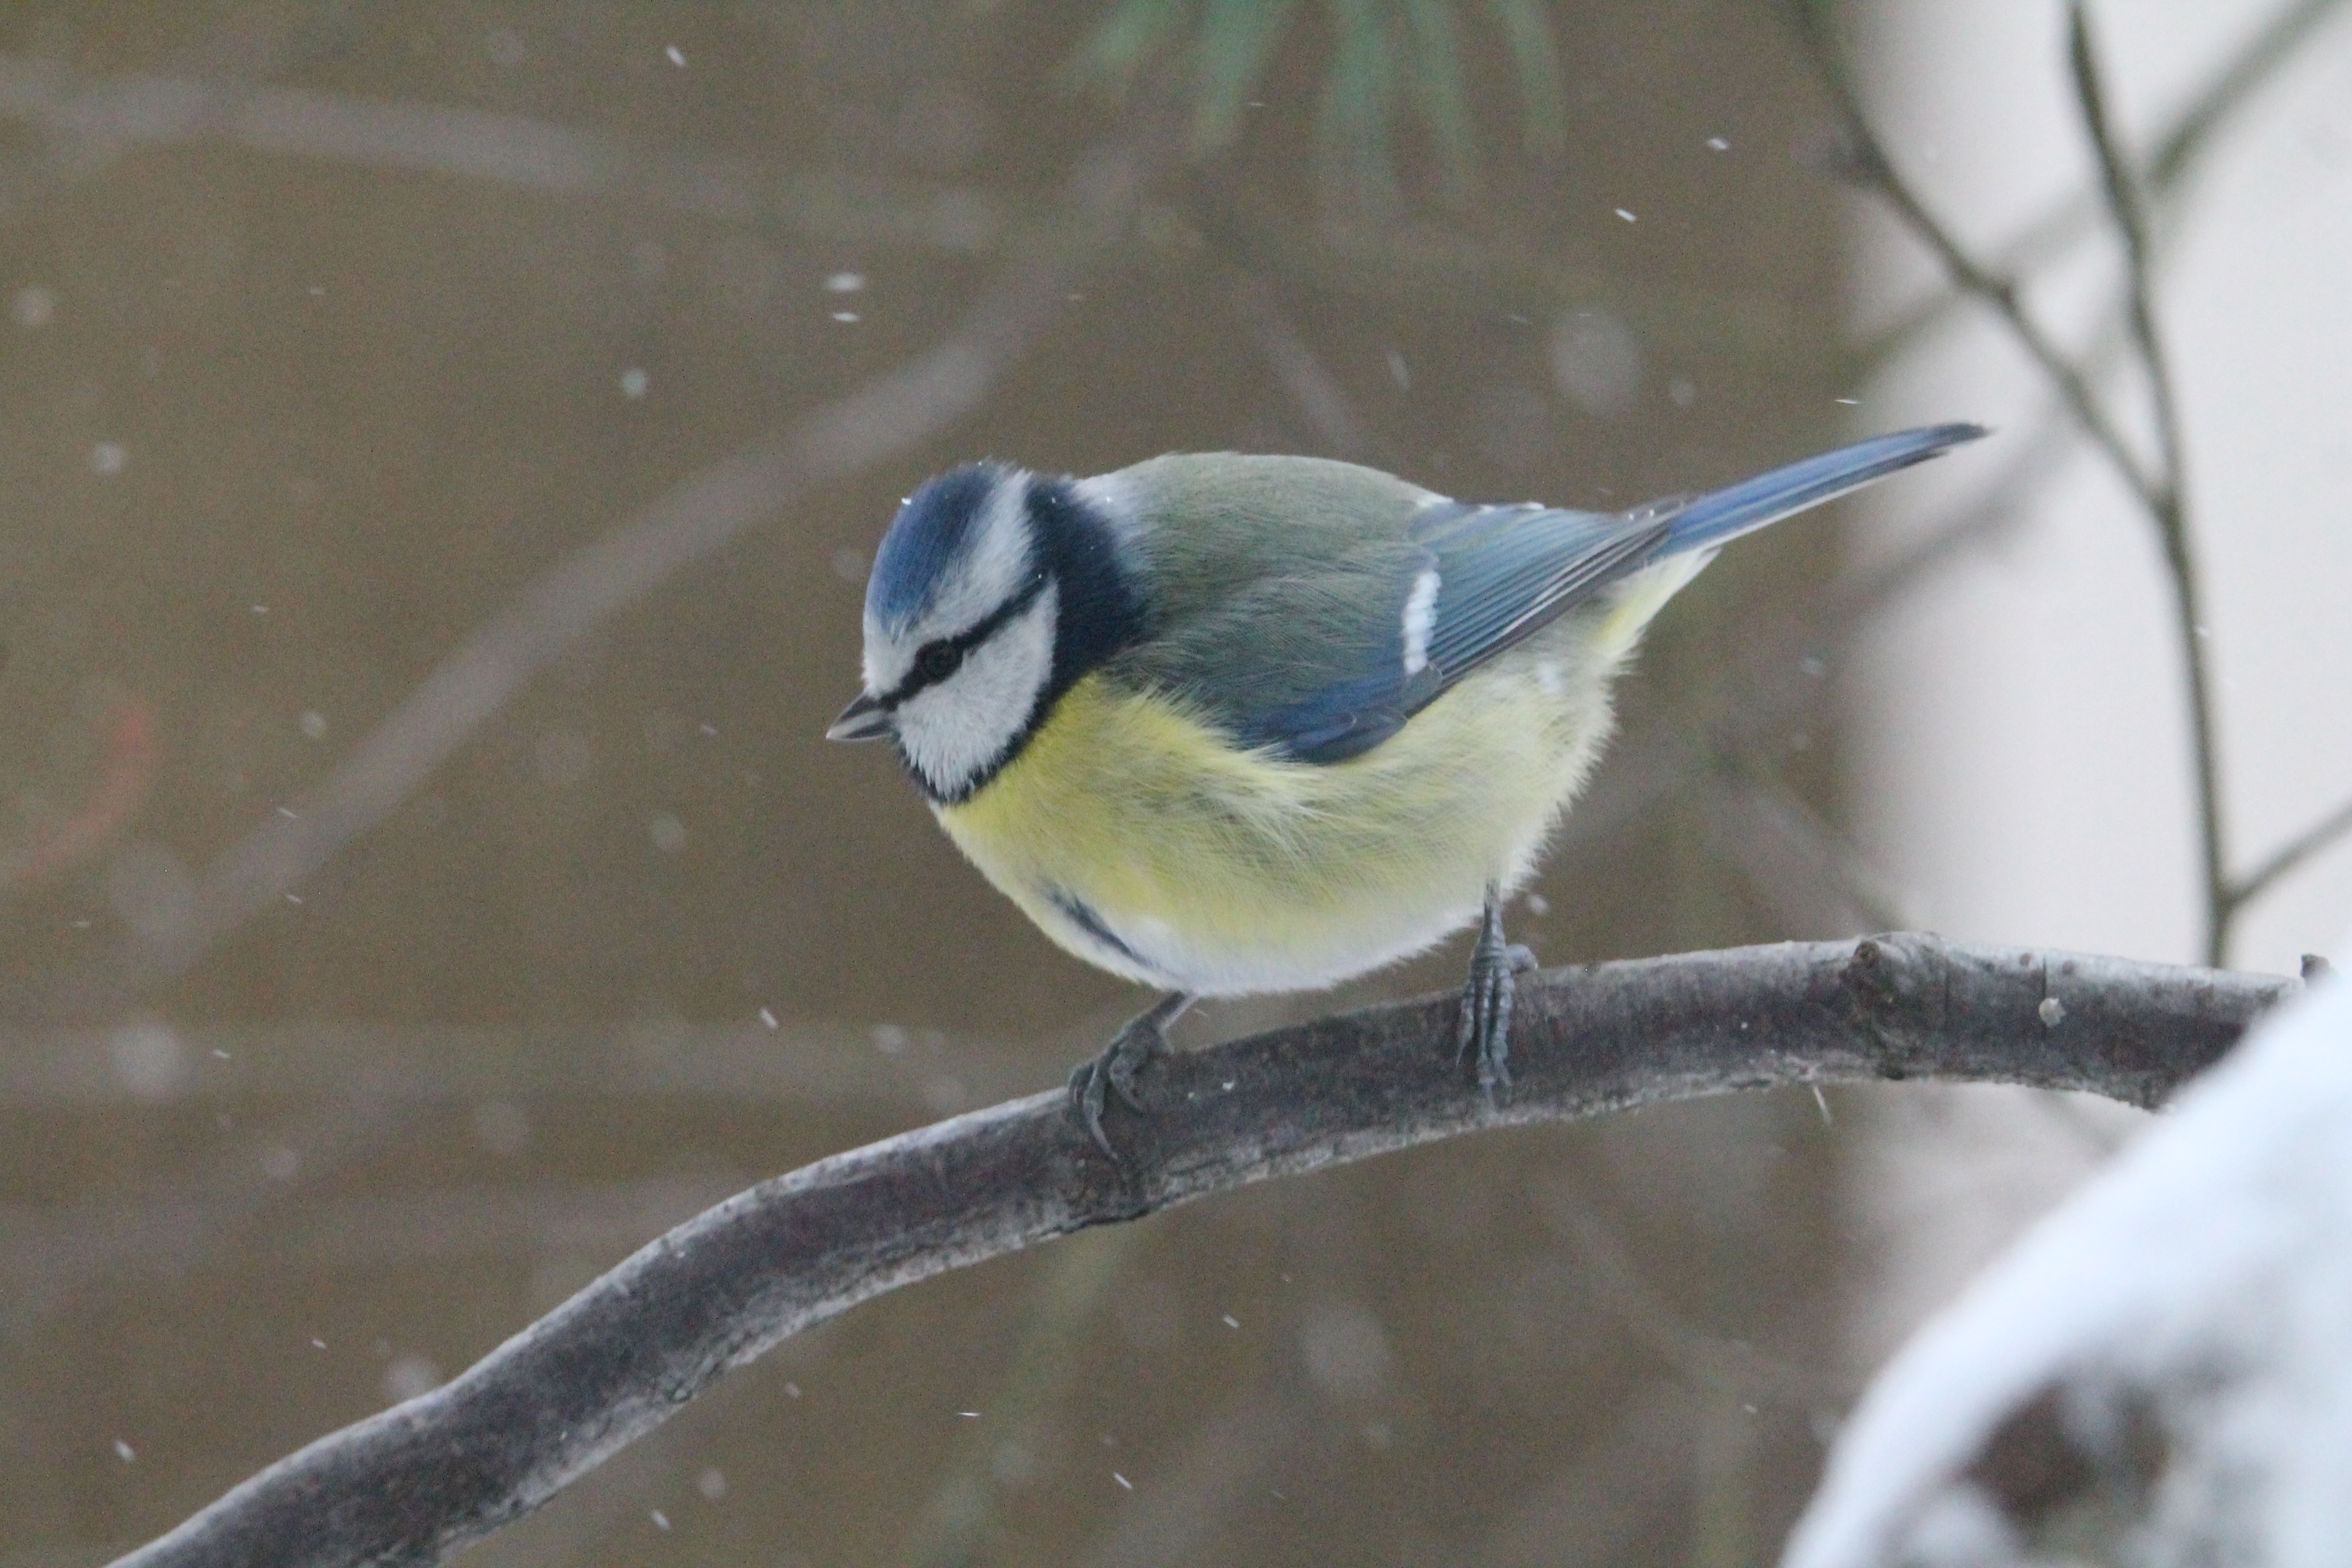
[1100,454,1433,730]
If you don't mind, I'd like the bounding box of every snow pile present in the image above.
[1785,960,2352,1567]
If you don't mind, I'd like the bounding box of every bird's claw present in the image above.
[1456,888,1537,1095]
[1069,994,1189,1159]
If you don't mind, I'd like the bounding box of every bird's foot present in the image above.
[1456,885,1538,1095]
[1069,992,1193,1159]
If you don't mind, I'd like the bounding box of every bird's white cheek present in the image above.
[892,592,1057,796]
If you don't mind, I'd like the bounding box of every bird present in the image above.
[829,424,1985,1153]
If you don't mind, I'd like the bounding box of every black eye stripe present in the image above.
[883,573,1048,708]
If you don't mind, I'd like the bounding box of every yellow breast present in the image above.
[934,651,1614,996]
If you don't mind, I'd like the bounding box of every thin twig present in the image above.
[2068,3,2229,965]
[1782,4,2160,508]
[1787,3,2246,963]
[109,935,2296,1568]
[1732,3,2351,940]
[2149,0,2352,189]
[1845,0,2352,375]
[2231,792,2352,911]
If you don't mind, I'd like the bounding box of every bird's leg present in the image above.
[1070,991,1195,1158]
[1456,882,1538,1094]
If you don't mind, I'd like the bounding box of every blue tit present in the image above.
[829,423,1985,1151]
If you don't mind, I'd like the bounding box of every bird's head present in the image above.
[829,462,1144,804]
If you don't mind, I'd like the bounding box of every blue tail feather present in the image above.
[1663,423,1988,557]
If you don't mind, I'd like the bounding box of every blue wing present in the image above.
[1232,503,1672,762]
[1218,423,1985,765]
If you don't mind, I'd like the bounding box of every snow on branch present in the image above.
[1787,956,2351,1567]
[111,935,2295,1568]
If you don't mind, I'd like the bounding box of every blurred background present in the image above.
[1,2,2345,1564]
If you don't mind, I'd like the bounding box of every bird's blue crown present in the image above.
[866,462,1016,629]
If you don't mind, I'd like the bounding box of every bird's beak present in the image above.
[826,691,892,742]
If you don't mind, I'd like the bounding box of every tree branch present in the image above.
[110,935,2296,1568]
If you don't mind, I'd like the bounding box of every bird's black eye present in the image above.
[914,641,963,683]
